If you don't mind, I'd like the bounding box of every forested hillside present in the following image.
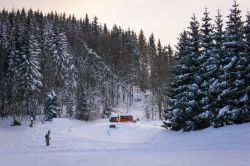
[0,9,175,123]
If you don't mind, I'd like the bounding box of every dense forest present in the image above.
[1,1,249,132]
[167,2,250,131]
[0,8,175,123]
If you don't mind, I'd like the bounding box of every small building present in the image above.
[119,115,134,122]
[109,115,135,123]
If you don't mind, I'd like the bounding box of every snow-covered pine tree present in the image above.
[207,10,226,126]
[244,12,250,113]
[231,6,249,121]
[0,14,13,117]
[19,10,42,117]
[216,1,248,126]
[44,90,60,121]
[42,19,61,92]
[5,11,27,122]
[57,32,76,117]
[65,61,76,118]
[0,32,5,118]
[168,31,191,131]
[184,15,202,131]
[195,8,214,129]
[75,86,90,121]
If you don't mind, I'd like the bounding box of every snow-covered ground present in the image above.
[1,118,250,166]
[1,91,250,166]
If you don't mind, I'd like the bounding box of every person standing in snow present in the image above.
[45,130,51,146]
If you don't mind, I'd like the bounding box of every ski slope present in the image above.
[1,117,250,166]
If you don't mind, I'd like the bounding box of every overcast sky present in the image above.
[1,0,250,46]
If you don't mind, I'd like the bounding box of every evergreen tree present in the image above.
[244,12,250,113]
[184,15,202,131]
[129,30,140,87]
[20,11,42,116]
[0,45,5,118]
[195,8,214,129]
[216,1,247,126]
[75,87,90,121]
[209,10,226,126]
[168,31,191,130]
[162,44,175,113]
[169,15,201,131]
[148,33,157,91]
[0,13,13,117]
[90,16,100,50]
[138,30,148,91]
[6,11,26,121]
[44,90,59,121]
[65,59,76,118]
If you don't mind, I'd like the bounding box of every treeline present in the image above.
[167,2,250,131]
[0,8,175,123]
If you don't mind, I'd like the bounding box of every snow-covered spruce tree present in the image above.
[5,11,30,122]
[183,15,202,131]
[195,8,214,129]
[75,86,90,121]
[168,15,202,130]
[244,13,250,113]
[44,90,60,121]
[216,2,248,126]
[65,64,76,118]
[19,11,42,117]
[168,31,191,131]
[0,14,13,118]
[43,20,67,93]
[58,32,76,118]
[0,39,5,118]
[207,10,226,126]
[240,12,250,118]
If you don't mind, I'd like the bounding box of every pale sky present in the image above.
[1,0,250,46]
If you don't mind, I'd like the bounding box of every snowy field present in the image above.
[1,90,250,166]
[1,117,250,166]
